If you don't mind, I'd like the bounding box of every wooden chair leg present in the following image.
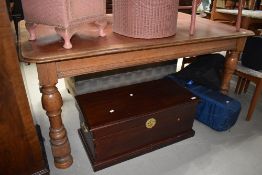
[235,76,242,94]
[244,80,250,93]
[246,80,262,121]
[239,78,246,95]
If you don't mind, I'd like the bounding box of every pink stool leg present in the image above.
[25,22,38,41]
[189,0,198,35]
[55,27,74,49]
[236,0,243,31]
[95,20,107,37]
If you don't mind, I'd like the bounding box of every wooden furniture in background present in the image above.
[19,13,253,169]
[211,0,262,32]
[0,1,49,175]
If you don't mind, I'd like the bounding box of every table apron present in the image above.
[55,39,237,78]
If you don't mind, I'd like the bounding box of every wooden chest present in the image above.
[76,79,198,171]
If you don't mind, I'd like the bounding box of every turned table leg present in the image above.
[221,38,247,94]
[37,63,73,169]
[220,51,240,94]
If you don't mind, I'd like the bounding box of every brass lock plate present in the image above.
[146,118,156,129]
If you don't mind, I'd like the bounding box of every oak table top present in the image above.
[19,12,253,169]
[20,13,252,63]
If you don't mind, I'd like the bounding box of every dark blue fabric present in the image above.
[171,54,225,90]
[166,75,241,131]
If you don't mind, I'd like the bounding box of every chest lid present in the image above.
[75,78,198,138]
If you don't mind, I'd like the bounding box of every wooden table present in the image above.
[19,13,253,169]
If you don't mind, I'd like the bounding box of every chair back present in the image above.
[241,36,262,71]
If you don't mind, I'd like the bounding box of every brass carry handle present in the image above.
[81,122,89,133]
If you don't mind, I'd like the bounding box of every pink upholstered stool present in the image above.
[21,0,107,49]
